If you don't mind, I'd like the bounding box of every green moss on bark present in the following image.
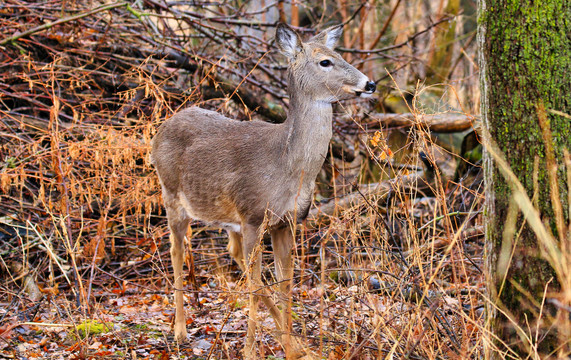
[481,0,571,357]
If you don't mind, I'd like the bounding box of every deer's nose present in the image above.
[365,81,376,93]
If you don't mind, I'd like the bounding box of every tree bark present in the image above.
[479,0,571,358]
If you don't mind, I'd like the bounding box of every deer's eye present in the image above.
[319,59,332,67]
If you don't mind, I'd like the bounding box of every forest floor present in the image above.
[1,219,485,360]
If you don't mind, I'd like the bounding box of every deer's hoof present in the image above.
[174,325,187,343]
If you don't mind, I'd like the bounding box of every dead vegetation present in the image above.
[0,1,483,359]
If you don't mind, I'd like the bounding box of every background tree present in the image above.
[479,0,571,358]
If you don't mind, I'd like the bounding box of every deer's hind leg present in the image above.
[165,201,190,343]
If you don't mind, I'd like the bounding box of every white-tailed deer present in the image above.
[151,23,375,359]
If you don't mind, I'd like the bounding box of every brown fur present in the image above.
[151,23,375,359]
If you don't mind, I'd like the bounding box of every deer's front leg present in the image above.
[228,230,289,334]
[271,226,297,356]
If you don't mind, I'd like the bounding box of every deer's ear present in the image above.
[311,25,343,49]
[276,23,303,59]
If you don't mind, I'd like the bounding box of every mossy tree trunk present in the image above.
[478,0,571,358]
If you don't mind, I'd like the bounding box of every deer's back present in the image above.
[151,107,307,227]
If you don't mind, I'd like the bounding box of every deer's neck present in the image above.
[281,90,333,172]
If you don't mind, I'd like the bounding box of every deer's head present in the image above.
[276,23,376,103]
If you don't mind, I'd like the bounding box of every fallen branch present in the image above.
[367,112,477,133]
[308,171,426,220]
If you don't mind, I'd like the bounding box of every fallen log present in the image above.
[308,171,427,221]
[366,112,477,133]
